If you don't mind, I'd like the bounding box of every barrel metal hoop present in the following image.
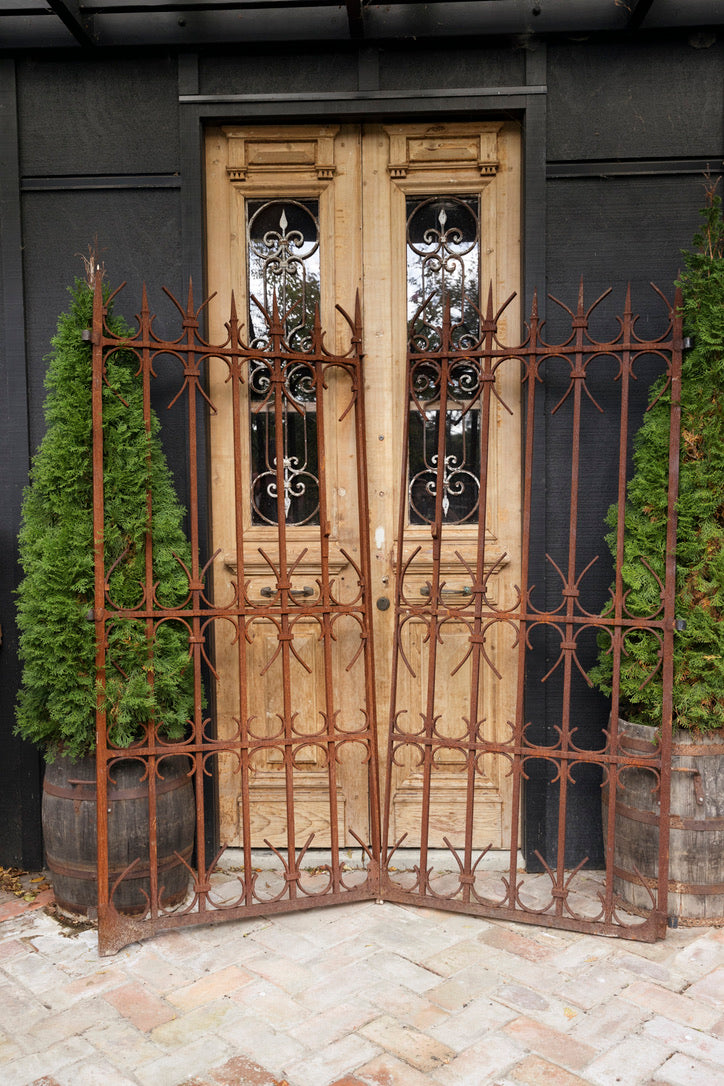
[613,865,724,896]
[613,799,724,832]
[44,773,188,803]
[45,843,194,883]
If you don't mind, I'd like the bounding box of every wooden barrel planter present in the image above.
[43,753,195,917]
[603,720,724,926]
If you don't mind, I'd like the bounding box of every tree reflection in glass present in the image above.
[246,198,321,525]
[406,195,482,525]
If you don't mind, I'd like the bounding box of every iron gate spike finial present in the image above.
[486,280,495,321]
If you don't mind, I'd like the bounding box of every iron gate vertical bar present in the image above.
[603,285,634,925]
[228,294,254,906]
[180,284,207,912]
[349,293,382,870]
[313,308,342,885]
[461,287,498,896]
[270,301,299,896]
[139,286,160,918]
[658,287,683,934]
[92,276,110,919]
[552,282,589,911]
[507,290,541,910]
[417,297,454,888]
[383,298,415,871]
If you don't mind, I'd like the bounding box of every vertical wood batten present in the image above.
[0,58,43,868]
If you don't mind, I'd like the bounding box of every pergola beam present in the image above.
[46,0,96,47]
[346,0,364,39]
[627,0,656,30]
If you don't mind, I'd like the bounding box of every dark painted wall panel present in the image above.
[377,44,525,89]
[16,55,180,177]
[22,189,184,455]
[199,49,359,95]
[546,174,707,315]
[525,173,712,868]
[547,36,724,162]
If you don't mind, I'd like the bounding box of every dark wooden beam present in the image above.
[46,0,97,47]
[627,0,656,30]
[346,0,364,39]
[0,59,44,868]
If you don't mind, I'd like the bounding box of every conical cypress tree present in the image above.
[591,190,724,733]
[16,277,195,759]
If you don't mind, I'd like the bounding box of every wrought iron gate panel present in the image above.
[91,275,682,954]
[381,283,682,942]
[91,280,380,956]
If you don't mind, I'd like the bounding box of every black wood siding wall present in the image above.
[0,32,721,868]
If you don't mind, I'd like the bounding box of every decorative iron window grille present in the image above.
[246,198,322,525]
[406,195,483,525]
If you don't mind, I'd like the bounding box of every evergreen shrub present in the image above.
[16,278,195,759]
[590,190,724,733]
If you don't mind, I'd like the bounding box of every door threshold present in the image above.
[217,847,526,874]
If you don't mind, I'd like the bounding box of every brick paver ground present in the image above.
[0,875,722,1086]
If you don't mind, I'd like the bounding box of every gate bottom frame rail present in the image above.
[90,279,681,955]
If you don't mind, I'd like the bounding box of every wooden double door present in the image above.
[205,121,521,855]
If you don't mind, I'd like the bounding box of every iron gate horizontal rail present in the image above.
[90,277,682,954]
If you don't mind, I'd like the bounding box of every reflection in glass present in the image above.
[406,195,482,525]
[247,198,320,348]
[407,195,480,350]
[409,410,481,525]
[247,199,321,525]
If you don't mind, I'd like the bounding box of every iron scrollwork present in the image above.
[247,198,322,525]
[406,195,482,525]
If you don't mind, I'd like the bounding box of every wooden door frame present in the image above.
[177,48,549,860]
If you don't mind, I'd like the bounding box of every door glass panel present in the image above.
[247,197,321,525]
[247,197,321,345]
[406,194,481,525]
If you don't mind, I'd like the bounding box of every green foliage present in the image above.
[16,280,195,759]
[590,191,724,732]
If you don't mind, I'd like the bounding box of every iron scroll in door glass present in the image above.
[247,198,321,525]
[406,195,482,526]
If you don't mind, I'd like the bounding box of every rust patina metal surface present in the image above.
[382,283,682,941]
[91,281,380,955]
[90,278,681,954]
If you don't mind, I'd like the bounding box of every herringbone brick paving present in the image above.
[1,876,723,1086]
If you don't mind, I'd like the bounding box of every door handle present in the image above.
[260,585,314,598]
[420,585,472,599]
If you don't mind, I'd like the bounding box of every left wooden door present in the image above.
[205,125,372,850]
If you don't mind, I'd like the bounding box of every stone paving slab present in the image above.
[0,888,722,1086]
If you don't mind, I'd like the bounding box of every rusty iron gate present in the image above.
[90,276,682,955]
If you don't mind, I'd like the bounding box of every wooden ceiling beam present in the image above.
[627,0,656,31]
[46,0,97,47]
[346,0,365,39]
